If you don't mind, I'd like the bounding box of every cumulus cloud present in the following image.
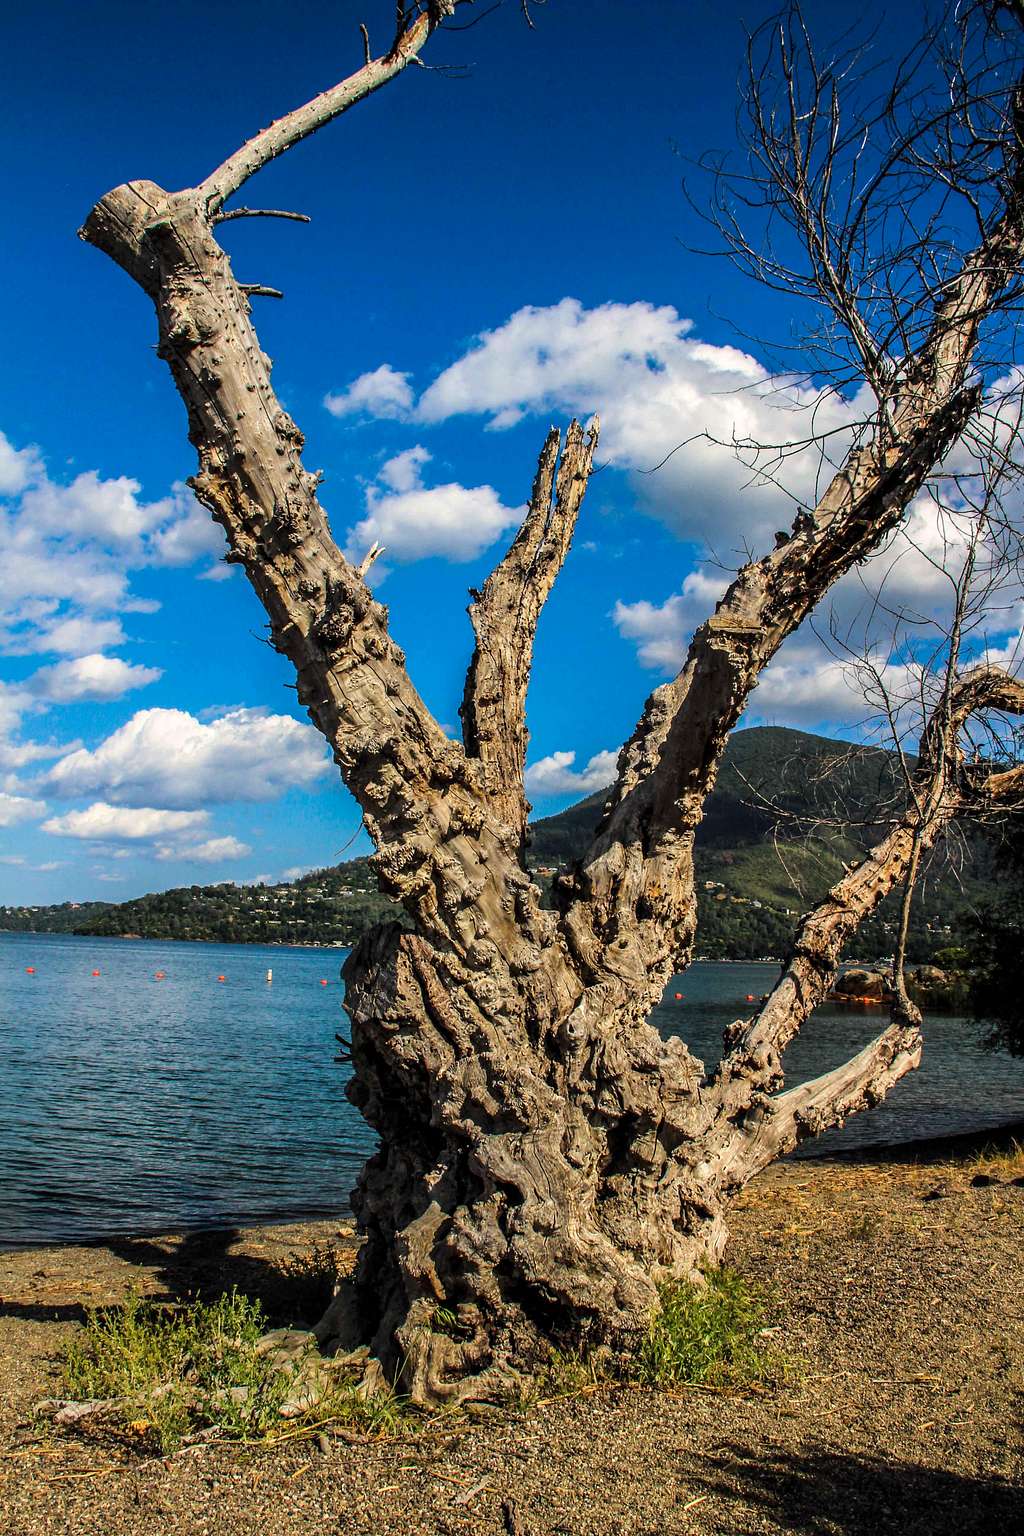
[331,299,869,554]
[612,569,730,670]
[42,803,209,842]
[524,748,618,797]
[0,434,42,497]
[344,447,522,565]
[146,485,229,571]
[45,706,329,808]
[611,575,940,730]
[324,364,414,420]
[0,433,228,660]
[0,789,47,826]
[42,802,252,867]
[26,653,162,703]
[14,616,128,657]
[21,469,176,547]
[154,834,251,863]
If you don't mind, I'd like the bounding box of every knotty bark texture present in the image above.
[81,3,1024,1403]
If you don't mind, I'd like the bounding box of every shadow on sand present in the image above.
[0,1224,339,1327]
[689,1443,1021,1536]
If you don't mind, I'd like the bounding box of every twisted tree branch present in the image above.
[707,666,1024,1185]
[460,418,599,844]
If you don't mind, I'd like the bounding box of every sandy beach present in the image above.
[1,1131,1021,1536]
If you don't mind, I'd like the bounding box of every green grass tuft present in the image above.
[636,1268,778,1390]
[59,1287,409,1453]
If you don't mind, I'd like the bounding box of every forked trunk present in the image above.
[78,3,1024,1406]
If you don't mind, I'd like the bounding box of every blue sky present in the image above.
[1,0,1013,904]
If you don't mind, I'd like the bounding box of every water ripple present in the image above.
[2,933,1022,1247]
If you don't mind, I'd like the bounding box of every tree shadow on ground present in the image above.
[689,1443,1021,1536]
[0,1227,343,1327]
[102,1227,337,1325]
[0,1298,92,1325]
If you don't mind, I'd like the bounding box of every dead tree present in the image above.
[81,2,1024,1402]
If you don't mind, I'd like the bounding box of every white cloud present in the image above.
[612,569,730,670]
[0,735,71,771]
[335,299,867,554]
[42,801,253,868]
[21,469,173,546]
[26,653,162,703]
[325,364,413,420]
[154,834,251,863]
[524,748,618,798]
[0,433,43,497]
[147,485,229,569]
[378,445,432,494]
[611,568,929,729]
[0,436,227,661]
[45,706,329,808]
[0,789,47,826]
[344,447,522,565]
[746,646,874,729]
[42,803,209,842]
[13,616,128,657]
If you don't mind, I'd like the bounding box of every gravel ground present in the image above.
[1,1137,1021,1536]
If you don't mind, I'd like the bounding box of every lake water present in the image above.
[2,930,1022,1249]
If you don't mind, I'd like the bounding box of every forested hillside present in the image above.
[2,727,995,959]
[526,726,992,961]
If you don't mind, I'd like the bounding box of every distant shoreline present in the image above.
[0,929,349,951]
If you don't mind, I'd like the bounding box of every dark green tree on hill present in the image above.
[961,820,1024,1057]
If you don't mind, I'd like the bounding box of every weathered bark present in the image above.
[461,419,599,847]
[81,4,1024,1404]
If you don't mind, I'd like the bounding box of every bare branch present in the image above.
[706,664,1024,1185]
[460,418,599,844]
[212,208,311,225]
[357,540,386,578]
[559,3,1024,1037]
[197,3,472,213]
[714,1022,924,1183]
[77,1,520,938]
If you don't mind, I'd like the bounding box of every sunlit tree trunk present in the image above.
[81,1,1024,1401]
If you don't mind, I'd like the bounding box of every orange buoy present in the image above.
[154,970,166,980]
[320,978,328,986]
[217,975,226,983]
[91,969,100,977]
[746,994,755,1002]
[674,992,683,1000]
[25,966,35,974]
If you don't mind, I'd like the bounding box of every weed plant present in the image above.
[58,1268,781,1451]
[967,1137,1024,1183]
[60,1287,406,1453]
[637,1268,777,1389]
[540,1268,782,1402]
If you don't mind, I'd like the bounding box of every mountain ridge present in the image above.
[1,726,990,960]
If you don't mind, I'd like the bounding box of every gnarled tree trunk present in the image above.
[81,2,1024,1403]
